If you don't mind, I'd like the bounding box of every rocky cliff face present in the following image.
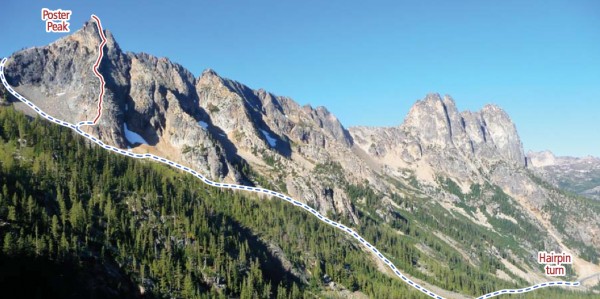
[4,20,235,181]
[6,20,119,129]
[4,18,368,221]
[350,93,600,273]
[196,68,352,157]
[3,19,599,287]
[353,94,525,164]
[350,93,526,189]
[194,66,368,221]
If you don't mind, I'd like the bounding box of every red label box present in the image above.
[41,8,72,33]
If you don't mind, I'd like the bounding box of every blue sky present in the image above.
[1,1,599,156]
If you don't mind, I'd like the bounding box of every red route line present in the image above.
[91,15,107,124]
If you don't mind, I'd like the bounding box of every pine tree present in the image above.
[3,232,13,255]
[57,189,67,227]
[60,232,69,255]
[7,205,16,221]
[26,195,35,222]
[291,283,301,299]
[183,273,195,298]
[51,215,60,239]
[311,259,322,288]
[276,282,287,299]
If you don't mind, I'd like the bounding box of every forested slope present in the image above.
[0,107,426,298]
[0,107,596,298]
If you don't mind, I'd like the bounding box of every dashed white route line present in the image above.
[475,281,581,299]
[0,15,583,299]
[0,61,440,299]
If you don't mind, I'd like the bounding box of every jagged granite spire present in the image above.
[402,93,525,166]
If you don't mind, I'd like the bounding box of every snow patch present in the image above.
[198,120,208,129]
[56,92,65,96]
[260,129,277,147]
[124,123,148,145]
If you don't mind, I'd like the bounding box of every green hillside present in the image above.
[0,106,596,299]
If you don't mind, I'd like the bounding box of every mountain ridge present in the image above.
[2,18,600,296]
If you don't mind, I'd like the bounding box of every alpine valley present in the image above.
[0,19,598,299]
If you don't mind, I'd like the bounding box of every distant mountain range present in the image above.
[528,151,600,201]
[2,18,599,297]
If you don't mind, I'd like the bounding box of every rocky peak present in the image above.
[64,18,120,54]
[195,67,354,155]
[479,104,525,166]
[402,93,456,146]
[311,106,353,147]
[198,68,222,85]
[202,68,218,76]
[68,18,102,44]
[399,93,525,167]
[4,19,235,181]
[4,18,123,125]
